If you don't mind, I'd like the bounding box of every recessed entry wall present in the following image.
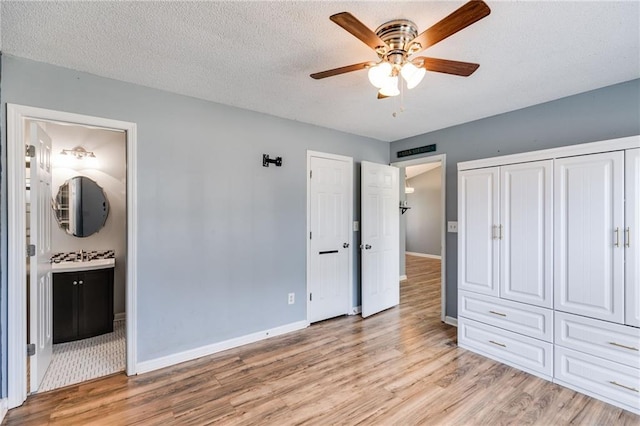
[405,165,442,257]
[41,121,127,317]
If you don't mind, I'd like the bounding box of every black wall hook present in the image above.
[263,154,282,167]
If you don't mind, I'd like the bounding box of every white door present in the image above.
[625,148,639,327]
[308,154,352,323]
[361,161,399,318]
[29,122,53,392]
[500,160,553,308]
[458,167,500,296]
[554,151,625,323]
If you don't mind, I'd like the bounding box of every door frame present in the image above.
[7,104,138,408]
[391,154,447,323]
[306,151,354,323]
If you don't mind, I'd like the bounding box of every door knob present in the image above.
[343,243,349,248]
[73,281,78,285]
[365,244,372,250]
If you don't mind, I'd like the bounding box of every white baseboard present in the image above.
[350,305,362,315]
[406,251,442,260]
[136,320,309,374]
[114,312,126,322]
[444,316,458,327]
[1,398,8,424]
[399,275,408,281]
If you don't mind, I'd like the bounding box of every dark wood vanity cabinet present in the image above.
[53,268,114,343]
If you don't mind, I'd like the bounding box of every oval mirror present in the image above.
[54,176,109,237]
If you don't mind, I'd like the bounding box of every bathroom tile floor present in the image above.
[38,320,125,393]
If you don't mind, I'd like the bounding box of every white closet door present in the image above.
[458,167,500,296]
[500,160,553,308]
[625,148,639,327]
[554,151,625,323]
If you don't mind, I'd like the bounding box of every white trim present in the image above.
[399,275,408,281]
[392,154,447,323]
[306,151,354,323]
[406,251,442,260]
[137,320,309,374]
[350,305,362,315]
[7,104,138,409]
[444,316,458,327]
[0,398,8,424]
[458,135,640,171]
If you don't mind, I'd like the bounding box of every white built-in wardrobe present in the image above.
[457,136,639,414]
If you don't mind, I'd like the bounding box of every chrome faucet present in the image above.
[77,249,86,261]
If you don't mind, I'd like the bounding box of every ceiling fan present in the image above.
[310,1,491,98]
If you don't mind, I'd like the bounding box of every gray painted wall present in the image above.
[391,78,640,319]
[406,167,441,256]
[0,55,389,371]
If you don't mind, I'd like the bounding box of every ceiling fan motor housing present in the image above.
[375,19,419,64]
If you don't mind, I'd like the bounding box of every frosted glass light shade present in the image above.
[368,62,392,88]
[401,62,426,89]
[379,75,400,97]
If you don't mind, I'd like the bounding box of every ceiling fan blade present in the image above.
[414,57,480,76]
[310,61,373,79]
[410,1,490,53]
[330,12,387,51]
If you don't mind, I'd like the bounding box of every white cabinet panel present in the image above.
[626,148,640,327]
[555,346,640,413]
[458,167,500,296]
[555,311,640,369]
[500,160,553,308]
[554,151,625,323]
[459,317,553,377]
[460,290,553,342]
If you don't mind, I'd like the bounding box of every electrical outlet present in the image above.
[288,293,295,305]
[448,221,458,233]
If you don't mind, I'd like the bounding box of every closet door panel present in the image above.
[554,151,625,323]
[459,168,500,296]
[500,160,553,308]
[626,148,639,327]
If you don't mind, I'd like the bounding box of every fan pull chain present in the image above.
[392,79,406,118]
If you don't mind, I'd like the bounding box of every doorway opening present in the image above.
[7,104,138,409]
[392,154,447,323]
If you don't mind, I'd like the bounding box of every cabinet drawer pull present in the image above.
[609,342,639,351]
[489,340,506,348]
[489,310,507,317]
[609,381,639,393]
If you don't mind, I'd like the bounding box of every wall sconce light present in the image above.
[263,154,282,167]
[60,146,96,160]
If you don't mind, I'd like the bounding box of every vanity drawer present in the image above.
[459,317,553,377]
[555,346,640,412]
[459,290,553,342]
[555,311,640,368]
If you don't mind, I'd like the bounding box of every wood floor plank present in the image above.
[4,255,638,425]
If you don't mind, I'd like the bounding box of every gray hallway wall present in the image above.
[405,167,442,256]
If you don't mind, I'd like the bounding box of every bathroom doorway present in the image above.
[25,119,127,393]
[7,104,138,409]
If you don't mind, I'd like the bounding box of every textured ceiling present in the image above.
[2,1,639,142]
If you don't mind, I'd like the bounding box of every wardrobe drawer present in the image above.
[459,290,553,342]
[555,346,640,412]
[459,317,553,377]
[555,311,640,368]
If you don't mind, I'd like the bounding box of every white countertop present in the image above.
[52,258,115,273]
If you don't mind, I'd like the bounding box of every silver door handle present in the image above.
[73,281,78,285]
[79,280,84,285]
[343,243,349,248]
[364,244,371,250]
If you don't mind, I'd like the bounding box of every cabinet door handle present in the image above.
[614,227,620,247]
[609,381,639,393]
[625,227,631,248]
[609,341,639,351]
[79,280,84,285]
[73,281,78,286]
[492,225,498,240]
[489,340,506,348]
[499,225,503,240]
[489,310,507,317]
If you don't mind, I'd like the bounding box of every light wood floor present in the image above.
[5,255,639,425]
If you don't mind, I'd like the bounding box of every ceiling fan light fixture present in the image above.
[379,75,400,97]
[401,62,426,89]
[368,62,392,88]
